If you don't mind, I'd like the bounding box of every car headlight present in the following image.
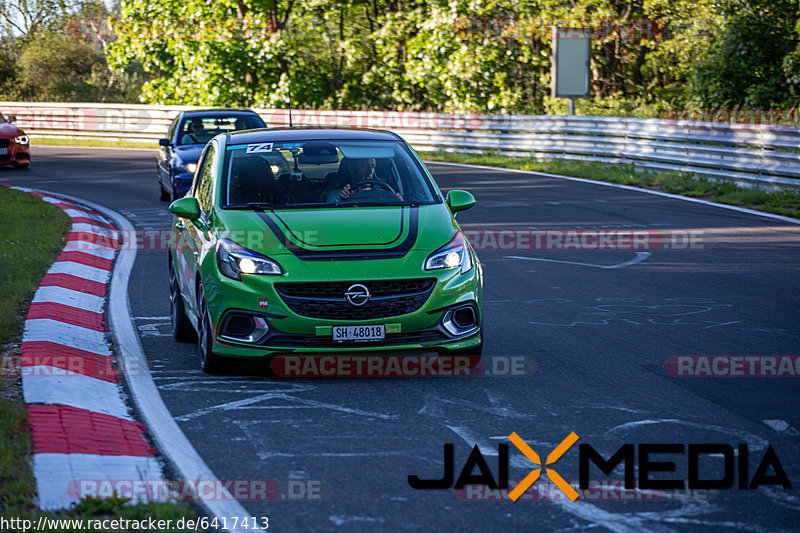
[177,162,197,174]
[217,238,283,280]
[15,135,29,145]
[424,232,473,274]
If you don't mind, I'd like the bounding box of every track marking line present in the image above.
[506,251,651,269]
[426,160,800,225]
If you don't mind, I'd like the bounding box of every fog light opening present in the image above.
[442,305,478,337]
[452,307,476,329]
[219,314,270,343]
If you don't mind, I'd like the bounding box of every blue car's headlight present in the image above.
[177,162,197,175]
[217,239,283,280]
[424,232,473,274]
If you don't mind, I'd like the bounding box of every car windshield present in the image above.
[221,139,440,209]
[178,115,263,146]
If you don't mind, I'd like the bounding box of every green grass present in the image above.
[34,137,156,149]
[424,151,800,219]
[0,186,197,531]
[0,187,71,341]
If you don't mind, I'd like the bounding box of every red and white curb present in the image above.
[8,186,163,510]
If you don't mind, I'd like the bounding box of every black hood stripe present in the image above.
[257,207,419,261]
[272,208,406,248]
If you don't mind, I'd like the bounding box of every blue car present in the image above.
[157,109,266,201]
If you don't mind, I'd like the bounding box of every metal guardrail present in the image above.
[2,102,798,191]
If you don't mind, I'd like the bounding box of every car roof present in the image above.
[181,109,260,118]
[227,127,401,144]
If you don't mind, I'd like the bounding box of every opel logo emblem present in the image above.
[345,283,370,306]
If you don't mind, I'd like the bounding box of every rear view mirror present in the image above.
[159,138,171,147]
[169,197,201,220]
[6,114,16,123]
[446,190,476,213]
[298,141,339,164]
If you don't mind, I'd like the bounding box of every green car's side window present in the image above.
[195,145,216,215]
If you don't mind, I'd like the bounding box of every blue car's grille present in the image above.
[275,278,436,320]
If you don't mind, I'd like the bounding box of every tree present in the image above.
[13,30,109,101]
[0,0,71,37]
[690,0,800,109]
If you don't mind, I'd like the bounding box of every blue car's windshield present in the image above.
[221,140,440,209]
[178,115,264,146]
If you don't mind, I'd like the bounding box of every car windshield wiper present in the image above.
[242,202,335,210]
[337,201,418,208]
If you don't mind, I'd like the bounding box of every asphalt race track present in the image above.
[3,146,799,532]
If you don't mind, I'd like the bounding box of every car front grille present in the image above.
[0,139,9,148]
[275,278,437,320]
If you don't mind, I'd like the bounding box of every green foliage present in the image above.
[0,0,148,102]
[13,30,108,101]
[3,0,799,114]
[690,0,800,109]
[0,0,72,37]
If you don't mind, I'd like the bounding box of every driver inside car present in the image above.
[180,119,215,145]
[327,157,403,202]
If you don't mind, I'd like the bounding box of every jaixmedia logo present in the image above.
[408,432,792,501]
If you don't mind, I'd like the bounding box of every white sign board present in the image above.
[551,27,590,98]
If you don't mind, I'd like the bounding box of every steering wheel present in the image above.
[350,179,397,195]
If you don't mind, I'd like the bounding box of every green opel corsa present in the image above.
[168,128,483,373]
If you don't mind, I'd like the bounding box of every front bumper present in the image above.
[173,172,194,197]
[203,262,483,358]
[0,140,30,166]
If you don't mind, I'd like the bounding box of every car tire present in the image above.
[13,163,29,169]
[197,283,238,374]
[169,260,195,342]
[160,179,170,201]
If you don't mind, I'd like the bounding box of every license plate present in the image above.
[0,148,6,155]
[333,324,385,343]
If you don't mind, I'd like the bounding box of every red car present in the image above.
[0,112,31,169]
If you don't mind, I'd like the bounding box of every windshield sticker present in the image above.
[245,143,274,153]
[281,143,302,149]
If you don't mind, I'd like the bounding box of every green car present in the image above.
[168,128,483,373]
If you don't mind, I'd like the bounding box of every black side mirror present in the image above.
[6,115,16,123]
[159,138,171,147]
